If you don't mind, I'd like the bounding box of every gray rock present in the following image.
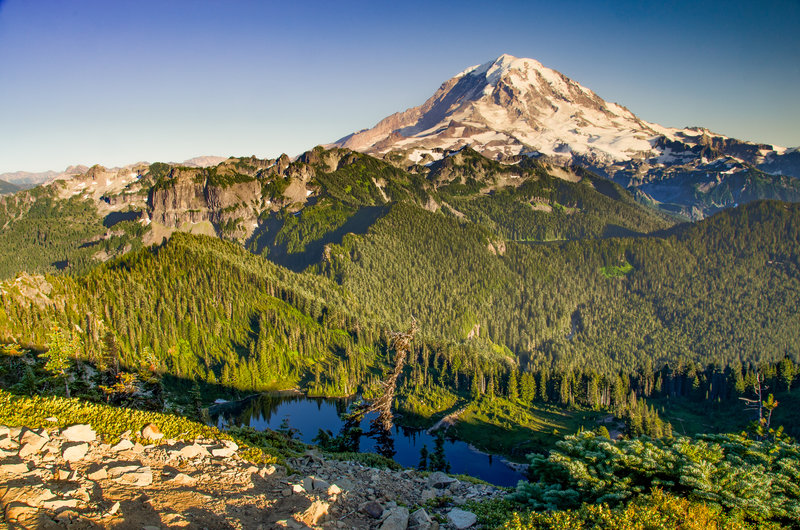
[312,477,331,491]
[409,508,434,528]
[428,471,457,489]
[62,442,89,462]
[119,467,153,487]
[61,424,96,442]
[335,477,355,491]
[298,500,329,526]
[259,464,280,477]
[109,464,153,487]
[359,500,384,519]
[379,507,409,530]
[447,508,477,529]
[327,484,342,496]
[19,428,48,444]
[420,489,438,502]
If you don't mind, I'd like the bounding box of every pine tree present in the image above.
[778,357,795,393]
[507,368,519,401]
[418,444,429,471]
[41,325,80,398]
[520,371,536,403]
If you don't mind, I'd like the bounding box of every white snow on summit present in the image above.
[333,54,786,169]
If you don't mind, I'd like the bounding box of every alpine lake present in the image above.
[209,393,526,487]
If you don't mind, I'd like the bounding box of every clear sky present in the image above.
[1,0,798,173]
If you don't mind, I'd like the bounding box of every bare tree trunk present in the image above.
[359,319,417,430]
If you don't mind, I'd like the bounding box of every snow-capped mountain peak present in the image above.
[331,54,799,218]
[334,53,668,164]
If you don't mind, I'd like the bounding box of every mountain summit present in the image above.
[334,54,799,216]
[336,53,667,164]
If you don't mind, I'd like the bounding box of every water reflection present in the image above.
[209,393,525,487]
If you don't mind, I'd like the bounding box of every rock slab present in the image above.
[447,508,477,529]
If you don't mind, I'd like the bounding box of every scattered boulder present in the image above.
[210,441,238,458]
[327,484,342,496]
[54,468,74,481]
[447,508,477,529]
[380,506,409,530]
[40,497,79,510]
[19,428,48,445]
[61,424,96,442]
[0,434,18,450]
[18,429,48,458]
[303,475,331,492]
[359,500,384,519]
[62,442,89,462]
[87,466,108,481]
[409,508,436,529]
[109,464,153,487]
[0,462,29,474]
[259,464,279,477]
[4,501,43,527]
[111,439,135,452]
[175,443,210,460]
[297,500,329,526]
[140,423,164,440]
[428,471,457,489]
[170,472,196,485]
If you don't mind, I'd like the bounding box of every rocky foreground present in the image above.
[0,423,502,529]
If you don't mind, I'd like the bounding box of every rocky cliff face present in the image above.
[147,168,263,241]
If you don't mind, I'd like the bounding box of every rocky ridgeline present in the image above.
[0,422,500,529]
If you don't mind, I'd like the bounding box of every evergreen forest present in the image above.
[1,147,800,527]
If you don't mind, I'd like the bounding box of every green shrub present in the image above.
[510,432,800,523]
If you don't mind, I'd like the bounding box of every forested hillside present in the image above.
[1,148,800,448]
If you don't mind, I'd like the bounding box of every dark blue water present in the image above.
[209,393,525,487]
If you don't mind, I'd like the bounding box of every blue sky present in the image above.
[1,0,798,173]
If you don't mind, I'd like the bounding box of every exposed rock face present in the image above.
[147,167,262,240]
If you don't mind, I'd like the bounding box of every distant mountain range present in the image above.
[0,179,20,195]
[334,54,799,218]
[0,156,227,190]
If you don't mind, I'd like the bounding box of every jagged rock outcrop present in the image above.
[147,168,263,240]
